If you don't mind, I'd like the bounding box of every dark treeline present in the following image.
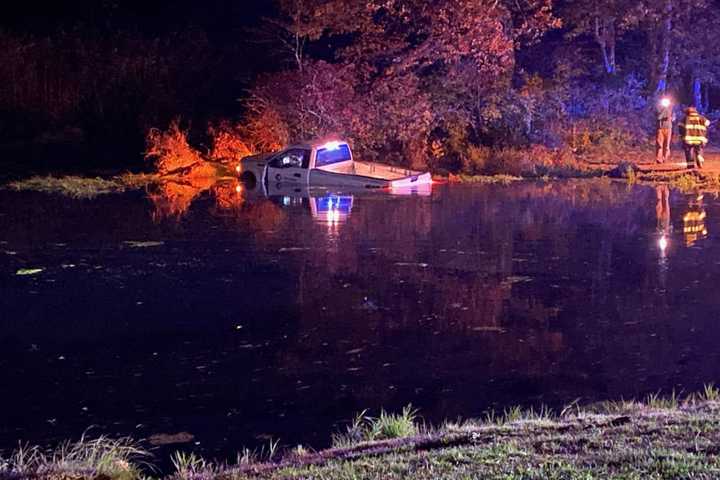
[0,0,272,172]
[1,0,720,174]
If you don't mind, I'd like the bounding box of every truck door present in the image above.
[265,148,311,187]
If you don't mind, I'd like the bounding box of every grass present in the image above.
[6,389,720,479]
[702,383,720,401]
[0,433,150,480]
[332,405,418,448]
[5,173,158,199]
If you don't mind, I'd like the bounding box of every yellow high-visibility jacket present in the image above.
[679,112,710,146]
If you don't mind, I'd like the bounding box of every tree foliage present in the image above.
[245,0,560,166]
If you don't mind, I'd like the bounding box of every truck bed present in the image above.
[310,161,431,188]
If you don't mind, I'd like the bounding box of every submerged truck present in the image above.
[236,140,431,191]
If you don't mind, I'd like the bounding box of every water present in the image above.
[1,179,719,460]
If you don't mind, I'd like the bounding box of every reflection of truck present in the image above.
[236,140,432,191]
[273,193,354,224]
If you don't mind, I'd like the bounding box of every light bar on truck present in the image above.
[321,141,342,151]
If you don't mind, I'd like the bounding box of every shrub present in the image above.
[145,119,203,175]
[207,121,253,163]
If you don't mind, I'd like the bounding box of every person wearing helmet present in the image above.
[678,106,710,169]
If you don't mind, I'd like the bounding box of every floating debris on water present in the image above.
[504,275,533,284]
[472,326,506,333]
[148,432,195,446]
[123,241,165,248]
[16,268,44,276]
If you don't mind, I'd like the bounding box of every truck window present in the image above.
[269,149,310,169]
[315,144,352,167]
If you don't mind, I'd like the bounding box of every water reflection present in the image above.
[683,194,707,247]
[147,176,427,224]
[655,185,671,272]
[4,180,720,460]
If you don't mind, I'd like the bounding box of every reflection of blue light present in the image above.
[316,195,353,215]
[283,196,291,206]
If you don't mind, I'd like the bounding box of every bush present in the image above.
[145,119,202,175]
[207,121,253,163]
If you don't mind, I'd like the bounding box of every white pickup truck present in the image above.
[236,140,431,191]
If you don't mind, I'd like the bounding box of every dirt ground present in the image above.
[630,146,720,174]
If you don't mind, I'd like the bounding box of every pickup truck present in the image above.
[236,140,432,191]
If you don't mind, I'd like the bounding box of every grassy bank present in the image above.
[4,388,720,479]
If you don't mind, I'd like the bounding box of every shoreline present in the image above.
[3,391,720,479]
[4,162,720,201]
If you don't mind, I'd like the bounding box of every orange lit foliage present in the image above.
[145,119,202,175]
[207,121,253,163]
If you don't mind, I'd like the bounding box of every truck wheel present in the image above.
[240,171,257,189]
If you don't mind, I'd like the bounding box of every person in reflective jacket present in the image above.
[678,106,710,169]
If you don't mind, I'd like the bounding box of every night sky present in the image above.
[2,1,271,37]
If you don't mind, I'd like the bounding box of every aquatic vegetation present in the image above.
[15,268,44,276]
[449,173,522,184]
[670,173,702,192]
[5,174,157,199]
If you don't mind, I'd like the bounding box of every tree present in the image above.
[561,0,636,75]
[249,0,560,163]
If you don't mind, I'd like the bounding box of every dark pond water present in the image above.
[1,179,720,461]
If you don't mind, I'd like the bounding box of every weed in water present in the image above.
[5,174,156,199]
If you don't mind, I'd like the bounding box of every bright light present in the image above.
[322,141,341,151]
[235,165,241,173]
[327,209,341,223]
[658,235,668,252]
[235,184,242,193]
[660,97,671,108]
